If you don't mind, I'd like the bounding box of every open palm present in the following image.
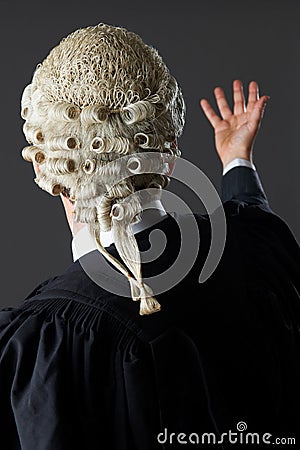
[200,80,269,168]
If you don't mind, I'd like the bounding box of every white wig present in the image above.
[21,23,186,315]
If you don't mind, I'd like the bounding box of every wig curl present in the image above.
[21,23,186,315]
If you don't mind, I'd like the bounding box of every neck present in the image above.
[71,199,168,260]
[71,193,167,238]
[98,198,167,246]
[131,199,167,233]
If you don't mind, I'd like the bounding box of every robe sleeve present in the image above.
[221,166,271,210]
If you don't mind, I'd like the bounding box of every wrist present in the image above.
[222,157,256,176]
[221,152,253,170]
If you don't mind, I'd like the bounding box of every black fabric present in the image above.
[221,165,269,207]
[0,168,299,449]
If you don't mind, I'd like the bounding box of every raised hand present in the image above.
[200,80,269,169]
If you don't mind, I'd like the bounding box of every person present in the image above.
[0,23,299,450]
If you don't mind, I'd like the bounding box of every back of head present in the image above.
[21,23,186,315]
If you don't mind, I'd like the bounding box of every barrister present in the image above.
[0,24,299,450]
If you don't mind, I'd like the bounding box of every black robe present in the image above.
[0,167,299,450]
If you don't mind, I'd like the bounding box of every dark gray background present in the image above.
[1,0,299,306]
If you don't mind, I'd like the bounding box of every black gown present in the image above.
[0,167,299,450]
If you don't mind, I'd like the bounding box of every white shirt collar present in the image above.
[71,199,167,262]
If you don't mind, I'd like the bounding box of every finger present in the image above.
[214,87,232,119]
[250,95,269,125]
[200,98,222,128]
[247,81,259,113]
[233,80,246,115]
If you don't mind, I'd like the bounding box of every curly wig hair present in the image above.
[21,23,186,315]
